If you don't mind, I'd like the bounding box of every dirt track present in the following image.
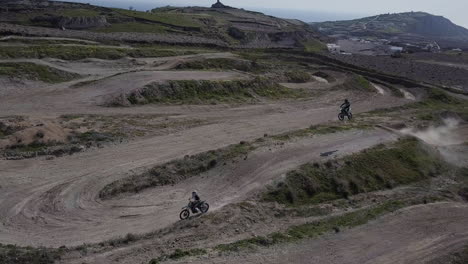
[0,107,404,247]
[5,49,466,264]
[176,202,468,264]
[0,52,417,248]
[0,52,243,115]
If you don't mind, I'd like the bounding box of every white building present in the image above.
[389,46,403,53]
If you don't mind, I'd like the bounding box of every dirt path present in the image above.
[0,52,245,115]
[175,202,468,264]
[0,36,101,44]
[0,52,413,249]
[0,97,405,247]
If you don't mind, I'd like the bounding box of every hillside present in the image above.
[1,1,468,264]
[0,0,324,48]
[313,12,468,49]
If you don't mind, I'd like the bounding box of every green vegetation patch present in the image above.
[6,141,50,153]
[215,199,429,252]
[336,74,374,93]
[93,22,168,33]
[176,58,264,72]
[0,243,63,264]
[272,122,371,141]
[0,45,202,60]
[284,71,311,83]
[114,9,201,29]
[0,38,96,46]
[302,39,327,53]
[99,141,255,198]
[0,62,79,83]
[264,137,446,205]
[114,78,307,106]
[369,88,468,118]
[418,88,464,109]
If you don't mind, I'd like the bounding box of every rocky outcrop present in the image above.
[58,16,109,30]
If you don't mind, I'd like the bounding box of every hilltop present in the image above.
[0,0,324,48]
[313,12,468,50]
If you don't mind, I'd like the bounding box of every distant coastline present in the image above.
[56,0,369,23]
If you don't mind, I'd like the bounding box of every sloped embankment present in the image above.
[99,141,255,198]
[0,62,80,83]
[108,77,307,106]
[264,137,447,205]
[0,45,202,60]
[175,58,264,73]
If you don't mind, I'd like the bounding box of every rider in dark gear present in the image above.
[189,191,201,213]
[340,99,351,115]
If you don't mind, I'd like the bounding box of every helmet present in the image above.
[345,99,349,103]
[192,190,198,194]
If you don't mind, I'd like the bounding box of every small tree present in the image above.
[129,6,134,11]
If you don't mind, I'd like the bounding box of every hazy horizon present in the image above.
[59,0,468,28]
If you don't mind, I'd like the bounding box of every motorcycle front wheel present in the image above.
[200,202,210,213]
[338,113,345,121]
[180,209,190,220]
[347,113,353,120]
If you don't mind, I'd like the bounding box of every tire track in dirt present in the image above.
[176,202,468,264]
[0,95,405,247]
[0,51,413,248]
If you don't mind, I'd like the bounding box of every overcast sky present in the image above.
[64,0,468,28]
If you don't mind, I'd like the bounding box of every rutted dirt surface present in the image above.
[0,106,404,247]
[2,47,466,264]
[177,202,468,264]
[0,51,415,247]
[0,53,245,114]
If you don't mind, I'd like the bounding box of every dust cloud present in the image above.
[400,118,463,146]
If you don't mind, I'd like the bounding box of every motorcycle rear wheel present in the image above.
[180,209,190,220]
[200,202,209,213]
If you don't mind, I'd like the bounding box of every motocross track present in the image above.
[173,202,468,264]
[2,47,468,264]
[0,51,416,247]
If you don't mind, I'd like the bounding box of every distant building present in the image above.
[211,0,231,8]
[389,46,403,57]
[389,46,403,52]
[327,44,341,54]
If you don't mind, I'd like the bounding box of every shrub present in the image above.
[284,71,311,83]
[112,78,305,106]
[264,137,446,205]
[0,62,79,83]
[0,244,62,264]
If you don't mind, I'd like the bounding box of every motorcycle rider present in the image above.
[189,191,201,213]
[340,99,351,116]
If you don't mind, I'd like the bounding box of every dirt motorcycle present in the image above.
[338,107,353,121]
[179,200,209,220]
